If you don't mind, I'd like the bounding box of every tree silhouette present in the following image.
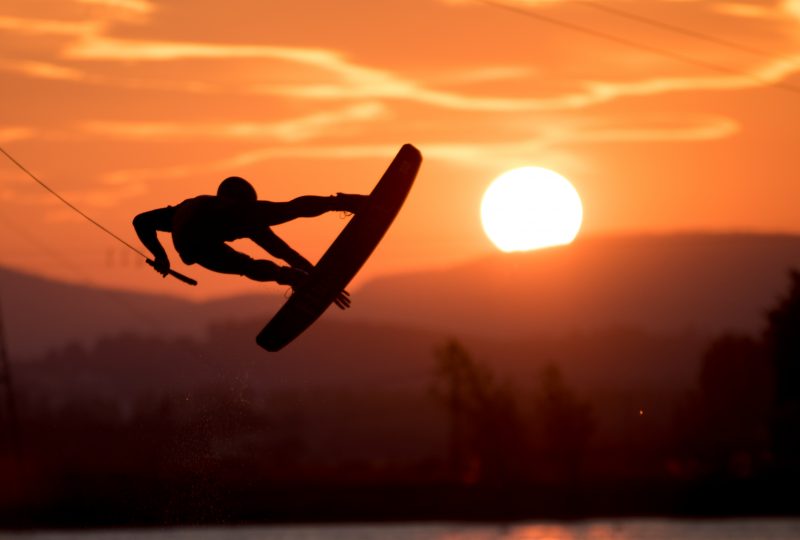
[530,364,594,484]
[683,333,773,477]
[764,269,800,468]
[430,339,522,485]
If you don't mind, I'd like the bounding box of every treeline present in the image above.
[1,273,799,525]
[425,271,800,501]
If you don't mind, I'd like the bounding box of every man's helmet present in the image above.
[217,176,257,201]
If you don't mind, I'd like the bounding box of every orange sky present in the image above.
[2,0,800,299]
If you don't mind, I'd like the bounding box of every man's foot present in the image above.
[333,193,369,214]
[276,266,309,289]
[334,289,351,310]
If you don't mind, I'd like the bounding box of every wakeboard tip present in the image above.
[401,143,421,155]
[255,333,282,353]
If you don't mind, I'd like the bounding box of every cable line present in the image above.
[578,1,776,59]
[475,0,800,96]
[0,145,147,258]
[0,145,197,286]
[0,214,164,332]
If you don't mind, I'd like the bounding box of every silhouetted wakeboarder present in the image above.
[133,176,367,309]
[134,144,422,351]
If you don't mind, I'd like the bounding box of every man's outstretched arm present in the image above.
[133,207,174,275]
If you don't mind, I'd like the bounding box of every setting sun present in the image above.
[481,167,583,252]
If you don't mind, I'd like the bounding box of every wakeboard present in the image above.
[256,143,422,352]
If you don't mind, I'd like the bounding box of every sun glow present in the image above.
[481,167,583,252]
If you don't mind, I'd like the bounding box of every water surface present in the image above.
[3,519,799,540]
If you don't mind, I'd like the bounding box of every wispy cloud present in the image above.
[267,52,800,110]
[4,0,797,114]
[74,0,155,15]
[99,143,404,186]
[0,15,101,37]
[64,35,344,63]
[98,114,737,188]
[0,126,36,143]
[713,2,779,19]
[433,66,537,85]
[579,55,800,103]
[565,116,740,144]
[415,115,739,168]
[63,32,800,111]
[81,102,387,142]
[0,59,85,81]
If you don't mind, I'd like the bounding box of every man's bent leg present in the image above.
[194,243,305,286]
[246,260,307,287]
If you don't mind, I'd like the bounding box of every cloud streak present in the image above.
[75,0,155,15]
[59,32,800,112]
[0,15,101,37]
[0,59,85,81]
[97,114,738,187]
[5,2,800,114]
[81,103,388,142]
[0,127,36,143]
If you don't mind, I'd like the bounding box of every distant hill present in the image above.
[14,232,798,440]
[0,266,282,358]
[3,233,799,358]
[354,233,800,339]
[6,233,797,521]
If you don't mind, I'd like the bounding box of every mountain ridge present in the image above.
[3,232,800,357]
[353,232,800,338]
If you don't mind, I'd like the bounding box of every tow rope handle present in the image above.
[146,259,198,286]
